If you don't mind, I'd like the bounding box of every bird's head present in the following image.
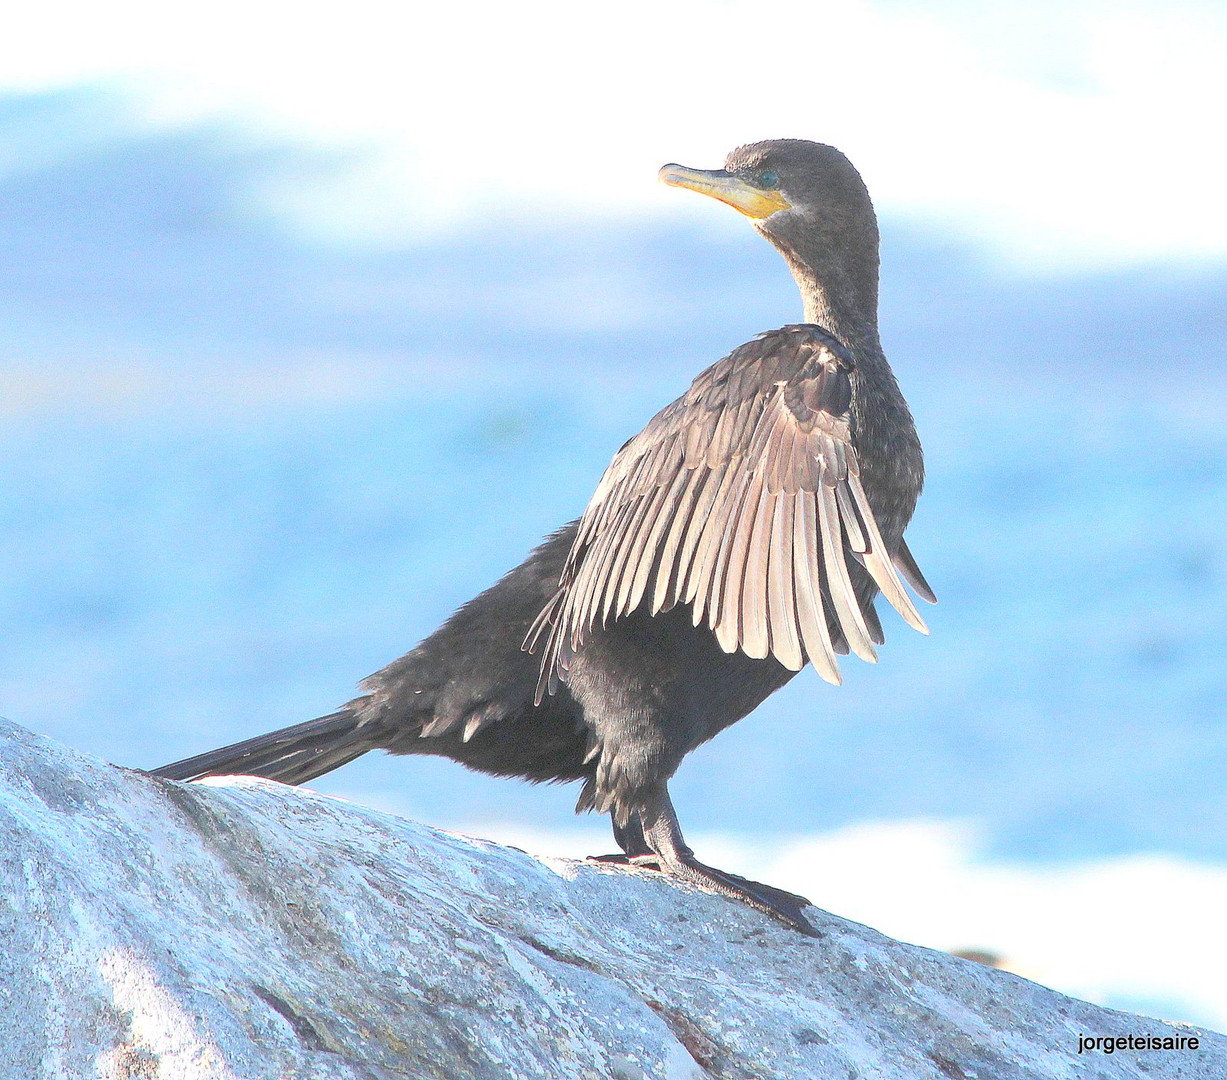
[659,139,881,337]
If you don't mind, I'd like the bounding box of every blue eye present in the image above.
[759,171,780,189]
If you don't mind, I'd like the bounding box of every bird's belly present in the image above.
[424,695,593,784]
[564,604,797,784]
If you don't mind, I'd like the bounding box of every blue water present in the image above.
[2,89,1225,864]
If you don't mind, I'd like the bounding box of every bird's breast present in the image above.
[849,367,924,547]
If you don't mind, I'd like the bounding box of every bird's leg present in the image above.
[613,814,658,861]
[638,783,818,937]
[588,813,658,864]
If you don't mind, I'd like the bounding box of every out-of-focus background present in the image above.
[2,0,1225,1029]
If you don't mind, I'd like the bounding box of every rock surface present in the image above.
[2,719,1222,1080]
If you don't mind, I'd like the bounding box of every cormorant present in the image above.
[152,139,935,935]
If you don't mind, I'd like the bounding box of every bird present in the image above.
[152,139,935,936]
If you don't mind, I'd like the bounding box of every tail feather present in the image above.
[150,708,376,785]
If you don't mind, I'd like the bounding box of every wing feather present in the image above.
[674,463,726,609]
[611,484,665,619]
[835,483,867,552]
[818,480,878,662]
[863,598,885,646]
[767,491,803,670]
[794,491,840,684]
[846,469,928,634]
[625,464,689,617]
[688,465,745,623]
[602,493,653,624]
[577,499,636,642]
[894,536,938,604]
[764,413,794,494]
[677,462,727,615]
[706,470,754,639]
[739,481,774,659]
[652,466,706,613]
[715,472,761,653]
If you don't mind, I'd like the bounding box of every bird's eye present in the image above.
[758,171,780,189]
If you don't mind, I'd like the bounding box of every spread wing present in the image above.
[525,325,933,703]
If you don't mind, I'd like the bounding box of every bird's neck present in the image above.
[795,262,882,360]
[795,258,921,556]
[766,227,883,360]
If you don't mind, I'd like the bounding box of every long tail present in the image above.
[150,707,377,785]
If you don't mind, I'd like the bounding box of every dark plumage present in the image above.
[152,139,935,935]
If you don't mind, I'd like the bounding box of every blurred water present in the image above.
[1,89,1225,865]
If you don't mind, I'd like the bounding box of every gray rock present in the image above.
[1,718,1221,1080]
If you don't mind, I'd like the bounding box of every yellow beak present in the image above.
[658,164,791,220]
